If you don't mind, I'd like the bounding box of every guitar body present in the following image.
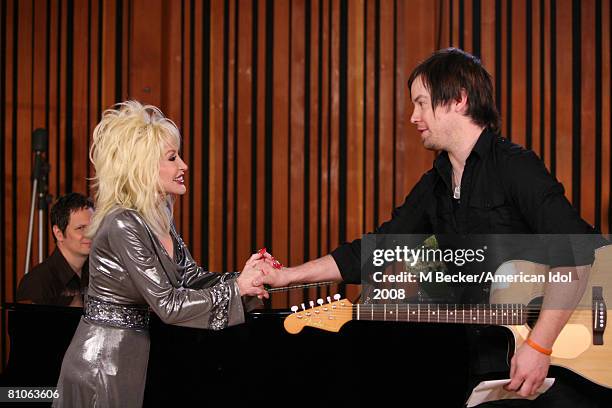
[490,250,612,389]
[501,310,612,388]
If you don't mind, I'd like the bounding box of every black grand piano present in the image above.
[1,298,475,406]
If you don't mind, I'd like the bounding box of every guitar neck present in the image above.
[353,303,527,325]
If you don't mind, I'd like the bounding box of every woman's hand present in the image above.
[236,252,273,298]
[254,249,291,288]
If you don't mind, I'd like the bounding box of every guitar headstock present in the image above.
[284,294,353,334]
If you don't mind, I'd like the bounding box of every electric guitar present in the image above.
[284,250,612,390]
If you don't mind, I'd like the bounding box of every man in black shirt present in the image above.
[257,48,607,406]
[17,193,94,307]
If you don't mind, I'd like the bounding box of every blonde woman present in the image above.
[54,101,269,407]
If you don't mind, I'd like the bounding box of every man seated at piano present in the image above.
[17,193,94,307]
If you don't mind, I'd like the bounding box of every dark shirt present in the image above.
[331,129,601,284]
[17,248,89,306]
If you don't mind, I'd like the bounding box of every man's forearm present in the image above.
[529,265,590,348]
[285,255,343,285]
[529,309,573,348]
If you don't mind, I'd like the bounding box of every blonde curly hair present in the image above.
[87,100,181,238]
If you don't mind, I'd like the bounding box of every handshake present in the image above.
[235,248,288,299]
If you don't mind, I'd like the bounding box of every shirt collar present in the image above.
[471,128,495,159]
[52,248,87,286]
[434,128,495,176]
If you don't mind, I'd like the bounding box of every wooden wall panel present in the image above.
[226,0,236,271]
[581,0,596,226]
[396,0,436,201]
[305,0,319,302]
[543,0,553,171]
[209,0,225,273]
[4,0,15,319]
[602,0,611,234]
[307,0,319,263]
[129,0,162,106]
[378,0,393,226]
[558,1,574,202]
[289,0,305,307]
[177,0,190,244]
[191,0,204,261]
[236,0,253,276]
[2,0,611,370]
[318,0,331,296]
[271,0,289,308]
[72,0,89,195]
[530,0,541,154]
[16,0,33,299]
[255,0,266,264]
[511,0,526,149]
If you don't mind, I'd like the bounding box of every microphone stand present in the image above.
[24,132,51,275]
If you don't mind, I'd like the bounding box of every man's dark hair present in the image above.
[407,48,501,133]
[50,193,94,241]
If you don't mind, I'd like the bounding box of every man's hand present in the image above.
[259,265,293,288]
[253,254,344,294]
[255,252,292,289]
[504,343,551,397]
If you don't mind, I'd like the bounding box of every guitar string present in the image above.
[265,281,336,293]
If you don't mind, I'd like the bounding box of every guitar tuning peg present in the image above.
[291,305,298,313]
[317,299,324,306]
[309,300,314,308]
[333,294,341,301]
[326,296,331,303]
[301,303,306,311]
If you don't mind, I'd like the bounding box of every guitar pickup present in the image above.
[593,286,606,345]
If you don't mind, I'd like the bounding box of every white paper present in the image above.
[465,378,555,407]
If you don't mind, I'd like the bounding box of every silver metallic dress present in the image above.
[54,208,248,407]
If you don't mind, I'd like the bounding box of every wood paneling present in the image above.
[1,0,611,370]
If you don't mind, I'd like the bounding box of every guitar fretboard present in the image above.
[353,303,526,325]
